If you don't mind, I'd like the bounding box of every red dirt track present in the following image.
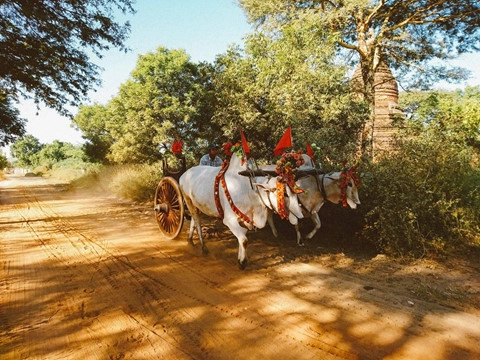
[1,174,479,359]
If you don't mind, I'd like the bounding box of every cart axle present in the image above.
[154,203,169,213]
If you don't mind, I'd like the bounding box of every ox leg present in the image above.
[237,237,248,270]
[184,199,209,254]
[187,218,196,245]
[225,220,249,270]
[267,211,278,238]
[294,224,304,246]
[305,212,321,240]
[194,218,208,255]
[184,199,198,246]
[189,216,209,254]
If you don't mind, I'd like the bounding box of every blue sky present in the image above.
[14,0,480,146]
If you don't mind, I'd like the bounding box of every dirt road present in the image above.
[1,174,479,359]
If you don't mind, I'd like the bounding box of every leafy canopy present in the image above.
[239,0,480,91]
[0,93,26,146]
[213,20,368,164]
[0,0,135,116]
[85,47,219,164]
[72,103,113,163]
[239,0,479,160]
[399,86,480,153]
[9,134,42,168]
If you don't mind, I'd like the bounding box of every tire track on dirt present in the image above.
[15,186,358,359]
[10,188,260,358]
[10,187,200,358]
[3,176,480,359]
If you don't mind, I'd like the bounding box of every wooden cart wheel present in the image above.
[154,177,185,239]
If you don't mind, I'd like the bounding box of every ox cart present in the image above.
[153,149,360,269]
[153,155,187,239]
[152,153,286,241]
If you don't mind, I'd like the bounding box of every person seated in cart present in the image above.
[199,144,223,166]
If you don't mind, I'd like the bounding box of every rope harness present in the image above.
[318,173,327,200]
[275,180,289,220]
[311,167,360,207]
[214,160,253,225]
[275,177,304,220]
[339,164,361,207]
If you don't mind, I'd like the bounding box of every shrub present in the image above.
[70,163,163,202]
[358,138,480,257]
[108,163,163,202]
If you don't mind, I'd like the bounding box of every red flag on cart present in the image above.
[239,128,251,159]
[274,126,292,156]
[306,141,315,160]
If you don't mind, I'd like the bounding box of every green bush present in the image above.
[358,139,480,257]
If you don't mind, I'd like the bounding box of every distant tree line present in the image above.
[9,135,86,170]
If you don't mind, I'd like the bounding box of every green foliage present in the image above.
[0,152,8,169]
[104,47,220,164]
[240,0,479,91]
[36,140,85,167]
[10,136,91,180]
[71,163,162,202]
[47,160,100,183]
[360,141,480,257]
[359,88,480,257]
[108,164,162,202]
[213,28,368,164]
[0,0,135,117]
[239,0,480,159]
[72,103,114,163]
[400,86,480,153]
[0,93,26,147]
[10,135,43,168]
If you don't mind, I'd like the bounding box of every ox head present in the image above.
[339,165,361,209]
[254,178,304,223]
[298,154,315,170]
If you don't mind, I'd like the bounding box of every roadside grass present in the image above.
[69,163,163,203]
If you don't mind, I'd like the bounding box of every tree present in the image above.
[359,87,480,256]
[0,0,135,117]
[0,151,8,170]
[10,135,42,168]
[0,93,26,146]
[399,86,480,153]
[239,0,480,157]
[105,47,219,164]
[37,140,85,165]
[213,23,368,164]
[72,103,113,163]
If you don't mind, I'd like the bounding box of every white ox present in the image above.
[179,153,303,269]
[292,155,361,244]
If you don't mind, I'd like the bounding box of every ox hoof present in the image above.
[238,259,248,270]
[202,246,209,256]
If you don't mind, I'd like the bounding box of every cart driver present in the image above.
[199,144,223,167]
